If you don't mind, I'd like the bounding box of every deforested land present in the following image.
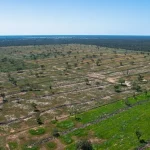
[0,38,150,150]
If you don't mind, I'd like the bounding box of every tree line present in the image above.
[0,36,150,51]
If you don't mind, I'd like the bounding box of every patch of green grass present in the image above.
[82,101,150,150]
[8,142,18,150]
[90,102,150,149]
[47,142,56,149]
[76,92,150,124]
[77,100,125,124]
[61,135,73,145]
[57,120,74,129]
[65,143,76,150]
[128,92,150,104]
[72,128,88,137]
[62,94,150,150]
[29,127,46,135]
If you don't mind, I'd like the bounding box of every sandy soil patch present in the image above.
[107,77,117,83]
[88,73,105,79]
[57,114,68,121]
[102,96,111,100]
[54,138,65,150]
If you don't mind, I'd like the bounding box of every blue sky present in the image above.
[0,0,150,35]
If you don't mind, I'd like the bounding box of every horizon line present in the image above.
[0,34,150,36]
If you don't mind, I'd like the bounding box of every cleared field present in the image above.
[0,44,150,150]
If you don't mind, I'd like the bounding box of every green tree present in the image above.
[114,85,121,93]
[136,130,142,140]
[138,74,144,81]
[96,59,101,66]
[132,82,142,92]
[76,140,93,150]
[135,130,147,144]
[52,128,60,137]
[125,99,131,107]
[120,61,123,66]
[36,112,43,125]
[0,93,7,103]
[119,78,125,86]
[85,78,90,85]
[31,103,39,112]
[41,65,45,70]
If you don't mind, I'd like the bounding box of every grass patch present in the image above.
[128,92,150,104]
[29,127,46,135]
[61,135,73,145]
[73,128,88,137]
[8,142,18,150]
[60,93,150,150]
[66,143,76,150]
[77,100,125,124]
[67,101,150,150]
[46,142,56,149]
[57,120,74,129]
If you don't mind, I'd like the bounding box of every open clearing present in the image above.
[0,44,150,150]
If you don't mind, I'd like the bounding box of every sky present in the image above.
[0,0,150,35]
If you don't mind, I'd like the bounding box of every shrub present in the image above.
[8,142,18,150]
[119,79,125,86]
[76,140,93,150]
[132,83,142,92]
[52,128,60,137]
[36,117,43,125]
[114,85,121,93]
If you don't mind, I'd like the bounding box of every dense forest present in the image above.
[0,36,150,51]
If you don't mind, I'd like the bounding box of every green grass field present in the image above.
[64,96,150,150]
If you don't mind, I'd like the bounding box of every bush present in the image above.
[76,140,93,150]
[132,83,142,92]
[114,85,121,93]
[73,129,88,137]
[36,117,43,125]
[119,79,125,86]
[139,139,147,144]
[52,128,60,137]
[8,142,18,150]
